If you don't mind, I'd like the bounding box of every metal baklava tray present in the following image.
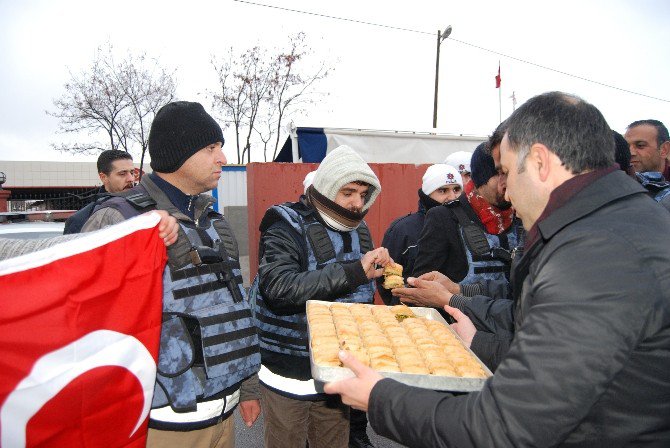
[307,300,493,392]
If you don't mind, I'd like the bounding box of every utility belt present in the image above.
[149,387,241,431]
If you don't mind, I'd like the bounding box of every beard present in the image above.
[496,199,512,210]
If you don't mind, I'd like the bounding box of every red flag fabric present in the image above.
[495,63,501,88]
[0,213,166,448]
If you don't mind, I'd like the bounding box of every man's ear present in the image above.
[528,143,552,182]
[98,172,107,185]
[660,140,670,160]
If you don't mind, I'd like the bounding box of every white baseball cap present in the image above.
[444,151,473,174]
[421,164,463,195]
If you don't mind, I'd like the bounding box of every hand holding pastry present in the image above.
[323,350,383,412]
[361,247,391,279]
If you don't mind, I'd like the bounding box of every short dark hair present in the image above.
[505,92,614,173]
[486,120,508,154]
[612,130,631,172]
[97,150,133,175]
[626,119,669,148]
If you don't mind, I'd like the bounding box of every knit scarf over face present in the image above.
[307,185,368,232]
[417,188,443,213]
[465,180,514,235]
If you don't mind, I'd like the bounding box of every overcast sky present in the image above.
[1,0,668,165]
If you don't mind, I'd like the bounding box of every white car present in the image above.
[0,221,65,239]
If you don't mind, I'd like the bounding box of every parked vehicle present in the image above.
[0,221,65,239]
[0,211,72,239]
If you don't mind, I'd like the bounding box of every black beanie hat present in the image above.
[470,142,497,187]
[148,101,224,173]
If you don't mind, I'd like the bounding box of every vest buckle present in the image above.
[189,245,223,266]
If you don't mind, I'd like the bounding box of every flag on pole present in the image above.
[495,63,501,88]
[0,213,167,448]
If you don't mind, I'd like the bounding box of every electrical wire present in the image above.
[233,0,669,103]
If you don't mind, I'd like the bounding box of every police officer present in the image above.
[252,145,390,448]
[82,101,261,448]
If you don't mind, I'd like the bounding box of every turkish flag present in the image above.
[495,63,501,88]
[0,213,167,448]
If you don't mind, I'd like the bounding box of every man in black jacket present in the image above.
[325,91,670,447]
[253,145,390,448]
[63,150,136,234]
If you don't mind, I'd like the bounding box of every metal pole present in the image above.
[499,85,502,123]
[498,60,502,122]
[432,30,441,129]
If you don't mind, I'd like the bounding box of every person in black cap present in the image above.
[82,101,262,448]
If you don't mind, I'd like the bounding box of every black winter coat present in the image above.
[411,193,474,280]
[377,190,440,305]
[257,199,369,380]
[63,187,109,235]
[462,296,515,371]
[369,171,670,447]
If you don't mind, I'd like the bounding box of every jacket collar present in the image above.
[537,170,646,242]
[636,171,670,189]
[141,174,214,222]
[512,170,645,320]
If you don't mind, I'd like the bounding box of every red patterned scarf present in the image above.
[465,180,514,234]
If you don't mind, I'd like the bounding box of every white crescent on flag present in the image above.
[1,330,156,448]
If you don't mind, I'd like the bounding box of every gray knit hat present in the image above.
[312,145,381,211]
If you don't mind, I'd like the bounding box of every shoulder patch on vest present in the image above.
[306,223,337,264]
[117,190,157,210]
[212,217,240,260]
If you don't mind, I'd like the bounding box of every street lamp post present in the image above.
[433,25,452,129]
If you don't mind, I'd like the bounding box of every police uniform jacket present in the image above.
[257,199,371,382]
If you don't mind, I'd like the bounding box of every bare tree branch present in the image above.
[48,42,177,174]
[208,33,332,163]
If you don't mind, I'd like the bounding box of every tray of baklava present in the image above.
[307,300,492,392]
